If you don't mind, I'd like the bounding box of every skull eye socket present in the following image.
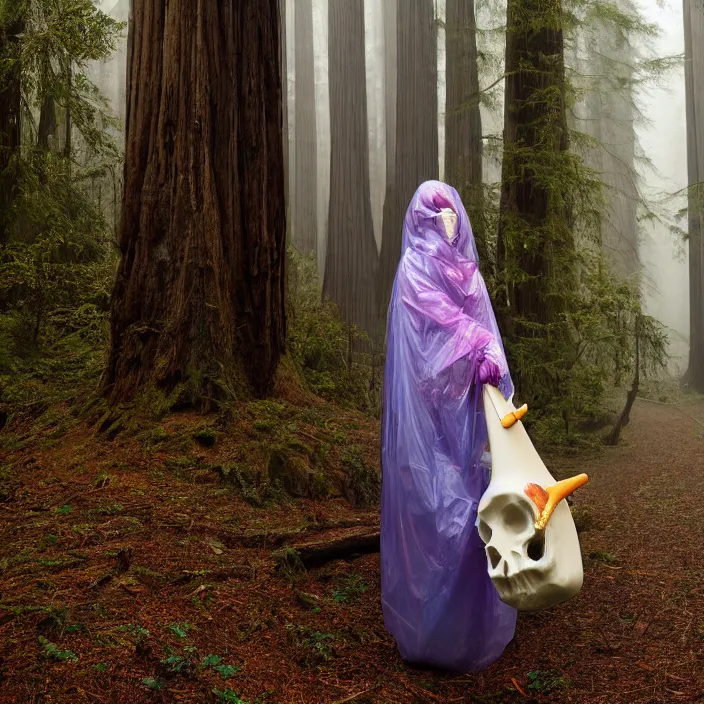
[503,503,531,534]
[527,534,545,561]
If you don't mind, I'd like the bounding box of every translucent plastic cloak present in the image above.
[380,181,517,672]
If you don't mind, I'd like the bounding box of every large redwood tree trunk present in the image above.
[105,1,286,403]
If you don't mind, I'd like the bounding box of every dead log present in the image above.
[280,530,380,570]
[221,519,378,549]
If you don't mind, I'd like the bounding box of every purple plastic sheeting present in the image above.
[380,180,517,672]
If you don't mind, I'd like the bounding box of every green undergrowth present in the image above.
[0,351,380,512]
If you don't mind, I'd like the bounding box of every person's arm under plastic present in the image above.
[399,252,506,385]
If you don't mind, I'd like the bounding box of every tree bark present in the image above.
[37,93,57,151]
[281,0,289,230]
[378,0,438,316]
[292,0,317,255]
[0,13,23,245]
[323,0,378,337]
[105,1,286,404]
[445,0,486,264]
[496,0,570,331]
[684,0,704,392]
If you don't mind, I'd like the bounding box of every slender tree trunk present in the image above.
[684,0,704,392]
[281,0,289,230]
[292,0,317,255]
[64,63,72,160]
[496,0,570,330]
[0,14,23,244]
[105,1,286,404]
[607,315,640,446]
[37,93,57,150]
[445,0,486,264]
[378,0,438,316]
[324,0,378,337]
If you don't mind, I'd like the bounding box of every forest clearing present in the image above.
[0,394,703,704]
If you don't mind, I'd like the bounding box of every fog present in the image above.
[637,0,689,374]
[93,0,690,374]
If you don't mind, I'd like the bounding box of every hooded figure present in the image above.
[380,181,516,672]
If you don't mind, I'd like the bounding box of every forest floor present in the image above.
[0,394,703,704]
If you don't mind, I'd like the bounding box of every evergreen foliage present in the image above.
[482,0,671,441]
[0,0,122,412]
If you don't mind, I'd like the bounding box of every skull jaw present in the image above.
[489,565,584,611]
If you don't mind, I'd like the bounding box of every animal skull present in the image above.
[477,385,588,611]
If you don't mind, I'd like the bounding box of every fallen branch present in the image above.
[295,531,380,569]
[277,530,380,571]
[222,519,378,549]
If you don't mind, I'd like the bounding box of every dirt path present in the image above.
[0,399,703,703]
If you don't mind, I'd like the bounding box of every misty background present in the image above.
[92,0,689,373]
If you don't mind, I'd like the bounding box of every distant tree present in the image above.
[684,0,704,392]
[105,1,286,404]
[378,0,438,315]
[0,4,22,245]
[292,0,317,255]
[445,0,485,262]
[324,0,378,337]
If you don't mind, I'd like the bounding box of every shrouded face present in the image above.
[439,208,457,241]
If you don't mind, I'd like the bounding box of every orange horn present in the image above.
[501,404,528,429]
[524,473,589,530]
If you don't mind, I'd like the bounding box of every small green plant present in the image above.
[213,689,249,704]
[160,654,191,674]
[527,670,570,693]
[38,636,78,662]
[201,654,241,679]
[143,678,165,690]
[286,624,336,665]
[168,622,193,640]
[54,505,73,515]
[43,534,59,546]
[94,663,108,672]
[332,574,368,603]
[215,664,241,680]
[202,654,223,668]
[302,630,335,660]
